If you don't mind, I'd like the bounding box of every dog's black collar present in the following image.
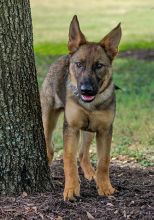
[114,85,121,90]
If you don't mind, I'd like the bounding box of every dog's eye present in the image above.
[75,62,82,68]
[95,63,104,69]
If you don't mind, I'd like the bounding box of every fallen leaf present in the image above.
[123,210,127,217]
[107,203,114,207]
[129,201,135,205]
[22,191,28,197]
[56,216,63,220]
[25,206,37,212]
[86,211,94,220]
[5,209,15,212]
[38,212,44,219]
[108,195,116,200]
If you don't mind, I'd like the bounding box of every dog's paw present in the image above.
[63,183,80,201]
[97,182,116,196]
[80,159,95,181]
[84,168,95,181]
[82,165,95,181]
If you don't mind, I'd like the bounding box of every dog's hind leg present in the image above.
[79,131,95,181]
[41,101,61,165]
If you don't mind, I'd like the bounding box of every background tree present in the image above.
[0,0,53,195]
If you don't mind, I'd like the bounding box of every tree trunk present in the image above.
[0,0,53,195]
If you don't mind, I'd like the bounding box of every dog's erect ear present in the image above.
[100,23,122,59]
[68,15,86,53]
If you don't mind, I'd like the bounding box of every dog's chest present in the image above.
[65,99,114,132]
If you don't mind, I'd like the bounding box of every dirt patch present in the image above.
[0,159,153,220]
[118,49,154,61]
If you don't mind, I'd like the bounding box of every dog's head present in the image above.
[68,15,122,103]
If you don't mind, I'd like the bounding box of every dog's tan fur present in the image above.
[40,15,122,200]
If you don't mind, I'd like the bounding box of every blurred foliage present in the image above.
[31,0,154,50]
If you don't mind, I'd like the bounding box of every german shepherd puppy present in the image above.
[40,15,122,200]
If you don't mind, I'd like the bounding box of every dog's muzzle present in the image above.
[80,84,96,102]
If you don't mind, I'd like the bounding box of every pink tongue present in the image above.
[81,95,95,101]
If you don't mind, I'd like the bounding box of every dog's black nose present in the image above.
[80,84,94,95]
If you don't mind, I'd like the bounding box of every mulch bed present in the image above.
[0,159,153,220]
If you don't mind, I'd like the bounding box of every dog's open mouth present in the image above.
[81,95,95,102]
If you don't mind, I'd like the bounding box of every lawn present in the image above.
[31,0,154,166]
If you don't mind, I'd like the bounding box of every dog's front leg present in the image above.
[63,122,80,201]
[79,131,95,181]
[96,126,116,196]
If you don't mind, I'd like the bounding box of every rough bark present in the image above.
[0,0,53,195]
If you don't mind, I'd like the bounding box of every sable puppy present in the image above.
[40,15,122,201]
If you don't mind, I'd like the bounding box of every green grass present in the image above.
[31,0,154,52]
[36,54,154,166]
[112,59,154,165]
